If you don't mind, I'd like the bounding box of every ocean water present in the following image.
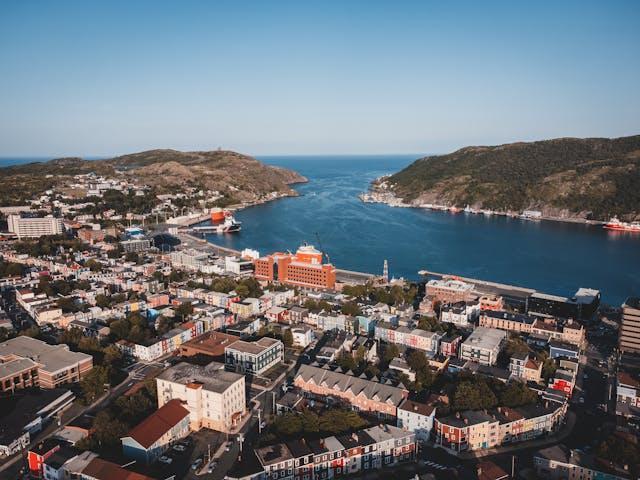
[204,155,640,306]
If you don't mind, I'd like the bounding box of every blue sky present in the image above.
[0,0,638,157]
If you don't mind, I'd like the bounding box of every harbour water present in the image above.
[1,155,638,305]
[205,155,640,306]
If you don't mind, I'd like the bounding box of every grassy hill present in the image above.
[384,135,640,220]
[0,149,307,206]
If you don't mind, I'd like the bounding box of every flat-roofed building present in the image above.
[225,337,284,375]
[459,327,506,366]
[620,297,640,354]
[0,357,39,393]
[156,362,246,433]
[0,336,93,389]
[179,330,238,361]
[254,244,336,290]
[426,278,475,304]
[7,215,64,239]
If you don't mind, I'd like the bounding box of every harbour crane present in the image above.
[314,231,331,264]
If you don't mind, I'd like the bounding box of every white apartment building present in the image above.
[156,362,246,433]
[7,215,64,238]
[459,327,506,366]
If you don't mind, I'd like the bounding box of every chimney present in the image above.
[463,418,468,425]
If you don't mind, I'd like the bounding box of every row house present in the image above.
[317,313,355,333]
[260,290,296,309]
[123,319,207,361]
[229,297,261,318]
[288,306,310,324]
[374,323,442,358]
[616,371,640,418]
[439,334,462,357]
[294,364,408,418]
[255,425,416,480]
[440,301,479,328]
[434,399,566,453]
[509,352,543,383]
[479,295,505,311]
[531,318,585,347]
[479,310,536,334]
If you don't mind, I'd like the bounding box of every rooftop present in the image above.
[156,362,244,393]
[0,336,92,373]
[462,327,506,350]
[123,399,190,449]
[226,337,282,356]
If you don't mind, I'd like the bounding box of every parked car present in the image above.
[172,444,186,452]
[191,458,203,471]
[158,456,173,465]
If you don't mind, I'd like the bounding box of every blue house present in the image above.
[549,340,579,360]
[121,399,190,464]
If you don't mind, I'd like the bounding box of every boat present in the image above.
[449,206,461,213]
[603,217,640,232]
[210,207,227,222]
[216,215,241,233]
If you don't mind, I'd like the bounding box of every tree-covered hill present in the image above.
[384,135,640,220]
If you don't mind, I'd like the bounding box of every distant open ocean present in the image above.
[2,154,638,305]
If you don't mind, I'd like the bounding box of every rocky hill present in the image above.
[377,135,640,220]
[0,149,307,206]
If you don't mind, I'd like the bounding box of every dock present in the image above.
[419,269,535,304]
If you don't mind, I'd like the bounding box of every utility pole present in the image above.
[511,455,516,478]
[258,408,262,434]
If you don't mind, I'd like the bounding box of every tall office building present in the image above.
[7,215,63,238]
[620,298,640,354]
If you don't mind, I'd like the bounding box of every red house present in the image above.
[28,439,61,478]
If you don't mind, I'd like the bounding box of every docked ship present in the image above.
[216,215,241,233]
[603,217,640,232]
[210,207,227,222]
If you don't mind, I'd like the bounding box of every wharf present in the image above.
[419,269,535,303]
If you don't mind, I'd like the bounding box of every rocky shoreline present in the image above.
[359,177,605,226]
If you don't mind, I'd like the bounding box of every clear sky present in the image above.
[0,0,639,157]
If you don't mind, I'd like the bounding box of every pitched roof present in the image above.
[295,364,406,406]
[123,399,189,449]
[82,457,156,480]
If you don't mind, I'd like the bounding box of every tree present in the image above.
[282,329,294,348]
[499,381,537,407]
[85,259,103,272]
[175,301,194,320]
[383,344,400,363]
[336,351,357,372]
[341,301,361,316]
[95,294,111,309]
[0,327,8,342]
[80,366,110,404]
[452,380,498,411]
[234,284,250,298]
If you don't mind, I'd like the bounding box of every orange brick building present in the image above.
[254,244,336,290]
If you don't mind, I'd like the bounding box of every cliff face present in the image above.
[380,135,640,220]
[0,149,307,205]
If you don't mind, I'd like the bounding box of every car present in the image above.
[191,458,203,470]
[158,456,173,465]
[208,462,217,473]
[225,443,231,452]
[579,397,585,404]
[172,444,186,452]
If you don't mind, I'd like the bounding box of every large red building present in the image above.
[254,244,336,290]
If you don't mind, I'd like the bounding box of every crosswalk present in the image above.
[423,460,449,471]
[131,371,147,381]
